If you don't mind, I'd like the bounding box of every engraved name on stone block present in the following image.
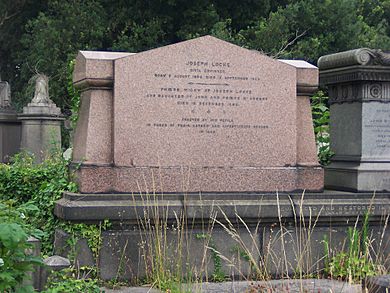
[299,203,389,217]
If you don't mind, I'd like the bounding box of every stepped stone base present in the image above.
[55,191,390,281]
[74,164,324,193]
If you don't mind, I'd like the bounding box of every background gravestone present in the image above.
[71,36,323,193]
[0,79,21,162]
[319,48,390,191]
[19,74,64,162]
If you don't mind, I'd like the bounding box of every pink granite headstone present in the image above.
[72,36,323,193]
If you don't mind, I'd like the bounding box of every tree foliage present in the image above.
[1,0,390,114]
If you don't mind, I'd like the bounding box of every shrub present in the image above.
[311,90,333,165]
[0,201,44,292]
[0,152,77,255]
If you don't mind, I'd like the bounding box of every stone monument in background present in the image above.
[19,74,64,162]
[0,77,21,162]
[319,48,390,191]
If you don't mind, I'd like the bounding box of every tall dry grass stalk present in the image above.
[127,173,389,292]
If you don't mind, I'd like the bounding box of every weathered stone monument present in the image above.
[19,74,64,162]
[69,36,323,194]
[319,48,390,191]
[0,78,21,162]
[55,38,390,281]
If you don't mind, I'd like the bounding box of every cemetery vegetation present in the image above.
[311,91,333,165]
[0,200,44,292]
[0,152,77,254]
[2,0,390,141]
[323,211,389,283]
[0,153,388,291]
[0,152,111,291]
[130,191,389,292]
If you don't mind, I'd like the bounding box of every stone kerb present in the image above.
[319,48,390,191]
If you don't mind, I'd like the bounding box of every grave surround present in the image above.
[55,42,390,282]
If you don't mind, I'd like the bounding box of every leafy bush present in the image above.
[324,213,380,283]
[42,268,102,293]
[0,152,77,255]
[311,91,333,165]
[0,201,44,292]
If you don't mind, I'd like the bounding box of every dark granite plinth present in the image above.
[55,191,390,281]
[365,275,390,292]
[55,190,390,222]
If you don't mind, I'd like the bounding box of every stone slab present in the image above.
[102,279,361,293]
[55,190,390,222]
[0,115,21,162]
[55,191,390,281]
[365,275,390,292]
[74,164,323,193]
[98,228,260,281]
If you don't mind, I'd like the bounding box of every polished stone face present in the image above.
[71,36,323,193]
[114,36,297,168]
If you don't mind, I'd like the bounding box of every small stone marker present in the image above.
[43,255,71,270]
[71,36,323,193]
[319,48,390,191]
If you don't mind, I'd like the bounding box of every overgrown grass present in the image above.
[131,191,389,292]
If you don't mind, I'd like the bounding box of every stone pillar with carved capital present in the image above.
[319,48,390,191]
[19,74,64,162]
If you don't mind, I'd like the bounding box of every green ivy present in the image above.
[42,268,102,293]
[61,220,111,261]
[0,201,44,292]
[195,233,226,282]
[311,91,334,165]
[0,152,77,255]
